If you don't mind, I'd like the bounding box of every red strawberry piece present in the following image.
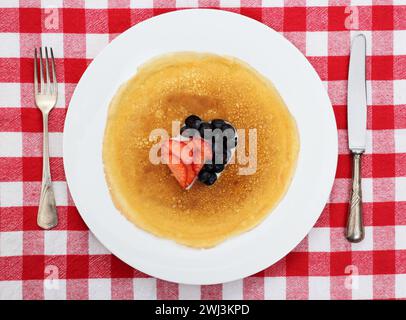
[191,138,212,172]
[161,139,185,164]
[167,162,188,189]
[185,164,196,187]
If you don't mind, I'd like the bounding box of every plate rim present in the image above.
[63,8,338,285]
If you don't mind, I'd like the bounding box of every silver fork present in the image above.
[34,47,58,229]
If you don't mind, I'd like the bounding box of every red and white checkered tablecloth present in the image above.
[0,0,405,300]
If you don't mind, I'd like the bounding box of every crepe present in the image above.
[103,52,299,248]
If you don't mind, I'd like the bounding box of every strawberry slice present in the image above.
[161,137,212,189]
[167,162,188,189]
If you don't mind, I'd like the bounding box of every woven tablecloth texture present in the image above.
[0,0,405,300]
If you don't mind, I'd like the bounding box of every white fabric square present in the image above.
[306,32,328,56]
[89,279,111,300]
[308,227,331,252]
[0,231,23,257]
[134,278,157,300]
[350,0,372,6]
[44,230,67,255]
[395,129,406,153]
[395,177,406,201]
[352,275,373,300]
[264,277,286,300]
[222,280,243,300]
[88,232,110,255]
[178,283,200,300]
[84,0,108,8]
[49,132,63,157]
[176,0,198,7]
[86,34,110,59]
[395,226,406,250]
[394,30,406,55]
[130,0,153,8]
[0,0,19,8]
[309,277,330,300]
[0,83,21,107]
[262,0,284,7]
[44,279,66,300]
[220,0,240,7]
[394,80,406,105]
[395,274,406,298]
[0,132,22,157]
[351,226,373,251]
[41,33,64,58]
[0,182,22,207]
[0,33,19,58]
[53,181,68,206]
[0,281,22,300]
[41,0,63,8]
[362,178,373,203]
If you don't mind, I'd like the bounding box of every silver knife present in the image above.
[346,34,367,243]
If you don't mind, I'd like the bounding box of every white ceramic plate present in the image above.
[64,9,337,285]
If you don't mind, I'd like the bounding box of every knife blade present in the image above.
[347,34,367,153]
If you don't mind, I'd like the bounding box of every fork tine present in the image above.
[39,47,44,93]
[50,47,57,95]
[34,48,38,94]
[44,47,51,94]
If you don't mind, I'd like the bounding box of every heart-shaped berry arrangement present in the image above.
[161,115,237,189]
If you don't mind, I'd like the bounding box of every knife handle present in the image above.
[346,153,365,243]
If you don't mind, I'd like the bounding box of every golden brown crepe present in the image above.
[103,52,299,248]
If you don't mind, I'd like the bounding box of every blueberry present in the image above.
[185,115,202,129]
[211,119,225,130]
[203,172,217,186]
[203,163,215,172]
[213,152,223,165]
[198,170,211,183]
[221,123,235,134]
[198,122,212,139]
[223,150,231,164]
[213,140,224,154]
[181,127,199,138]
[213,164,224,173]
[223,136,237,149]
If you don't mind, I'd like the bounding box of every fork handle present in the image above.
[37,112,58,229]
[345,153,364,242]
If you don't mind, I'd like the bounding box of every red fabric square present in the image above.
[0,256,23,280]
[371,56,393,81]
[286,252,309,276]
[373,202,395,226]
[153,8,176,16]
[372,6,393,30]
[111,255,134,278]
[19,58,34,84]
[23,207,39,230]
[373,250,396,274]
[67,206,88,231]
[330,252,351,276]
[19,8,42,33]
[66,255,89,279]
[0,9,19,32]
[240,8,263,22]
[352,251,373,275]
[283,7,306,32]
[23,255,45,280]
[0,157,22,181]
[396,251,406,274]
[21,108,42,132]
[336,154,351,179]
[0,108,21,132]
[372,153,395,178]
[333,105,347,130]
[372,105,394,130]
[63,8,85,33]
[394,56,406,80]
[329,203,348,228]
[262,8,283,32]
[22,157,42,181]
[44,256,67,279]
[328,56,349,81]
[108,9,131,34]
[63,58,88,83]
[328,6,347,31]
